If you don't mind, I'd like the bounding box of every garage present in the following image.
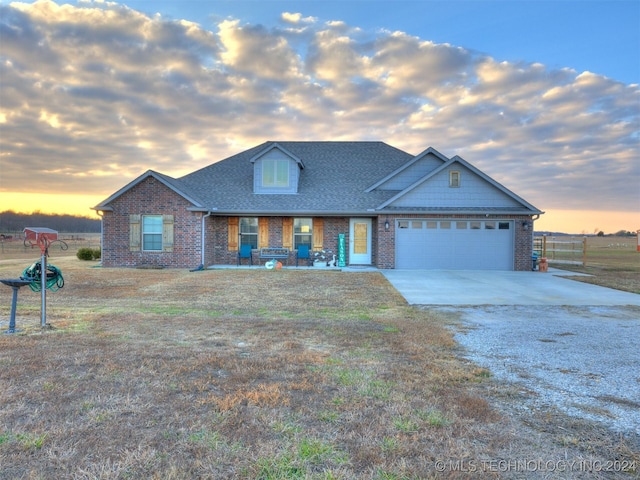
[395,219,514,270]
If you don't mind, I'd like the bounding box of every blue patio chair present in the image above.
[237,244,253,266]
[296,245,310,266]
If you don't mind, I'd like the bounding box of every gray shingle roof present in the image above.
[179,141,414,214]
[94,141,541,215]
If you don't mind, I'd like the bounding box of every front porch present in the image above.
[203,264,379,272]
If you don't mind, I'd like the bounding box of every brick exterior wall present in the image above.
[101,177,203,268]
[513,217,535,271]
[103,195,533,271]
[323,217,350,263]
[205,216,352,266]
[377,216,394,269]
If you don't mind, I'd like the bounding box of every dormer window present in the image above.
[251,143,303,194]
[263,158,290,188]
[449,171,460,188]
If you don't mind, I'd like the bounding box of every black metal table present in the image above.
[1,279,33,334]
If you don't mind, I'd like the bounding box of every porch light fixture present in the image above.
[384,218,390,231]
[522,221,531,231]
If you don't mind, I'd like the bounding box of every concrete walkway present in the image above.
[381,268,640,306]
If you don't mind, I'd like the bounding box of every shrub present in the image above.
[92,248,101,260]
[77,248,94,261]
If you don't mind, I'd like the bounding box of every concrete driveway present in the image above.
[381,269,640,436]
[381,268,640,306]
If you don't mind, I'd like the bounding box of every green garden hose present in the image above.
[22,261,64,292]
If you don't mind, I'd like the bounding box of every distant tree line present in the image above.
[594,229,637,237]
[594,230,637,237]
[0,210,100,234]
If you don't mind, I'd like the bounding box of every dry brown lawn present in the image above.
[0,250,638,479]
[549,236,640,294]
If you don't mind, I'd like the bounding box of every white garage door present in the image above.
[395,219,514,270]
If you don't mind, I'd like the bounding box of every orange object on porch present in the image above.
[538,257,548,273]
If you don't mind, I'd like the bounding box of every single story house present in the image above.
[93,141,543,270]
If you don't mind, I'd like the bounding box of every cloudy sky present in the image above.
[0,0,638,233]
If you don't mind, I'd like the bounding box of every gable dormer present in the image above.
[250,143,304,194]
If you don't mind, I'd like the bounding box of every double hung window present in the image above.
[293,218,312,249]
[240,217,258,249]
[142,215,163,251]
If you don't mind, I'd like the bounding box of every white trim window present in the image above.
[449,170,460,187]
[262,159,289,188]
[293,218,312,249]
[239,217,258,249]
[142,215,163,251]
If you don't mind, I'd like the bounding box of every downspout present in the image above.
[96,210,104,266]
[201,210,214,266]
[531,214,541,232]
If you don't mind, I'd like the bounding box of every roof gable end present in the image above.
[448,155,541,212]
[249,142,305,169]
[377,155,542,213]
[93,170,205,211]
[366,146,449,192]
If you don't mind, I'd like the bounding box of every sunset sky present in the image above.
[1,0,638,234]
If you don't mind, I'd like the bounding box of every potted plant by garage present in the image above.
[313,249,336,268]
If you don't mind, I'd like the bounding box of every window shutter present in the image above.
[258,217,269,249]
[228,217,239,251]
[313,218,324,250]
[162,215,174,252]
[282,217,293,249]
[129,214,141,252]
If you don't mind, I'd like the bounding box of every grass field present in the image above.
[0,238,638,479]
[0,233,100,261]
[543,236,640,294]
